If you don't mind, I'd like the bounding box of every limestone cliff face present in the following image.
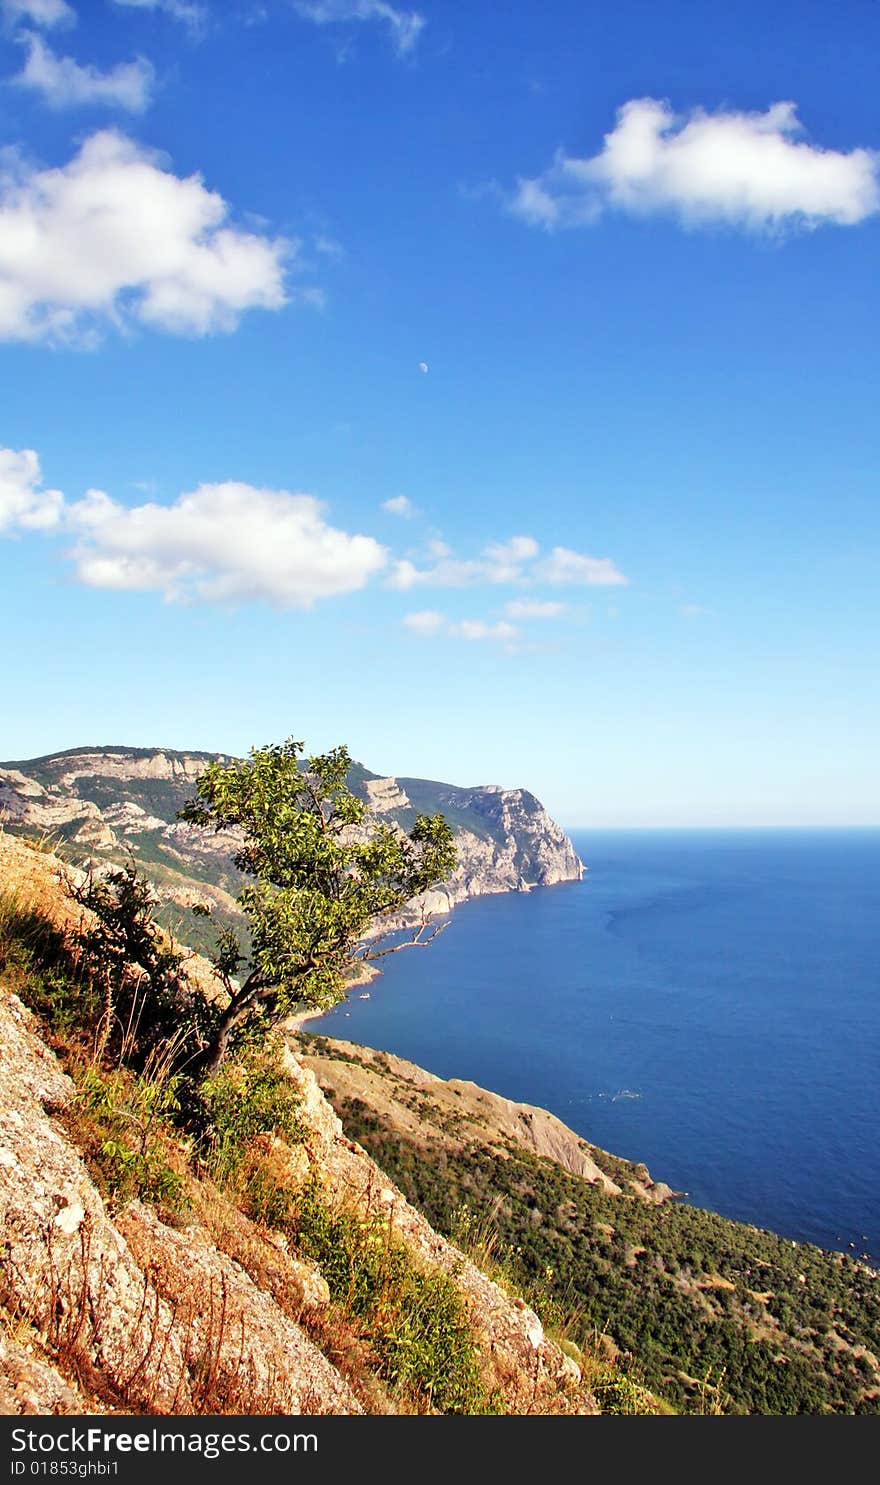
[0,748,584,919]
[404,784,585,916]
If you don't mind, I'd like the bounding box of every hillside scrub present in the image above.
[324,1077,880,1415]
[0,846,590,1416]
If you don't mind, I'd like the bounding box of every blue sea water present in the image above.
[314,829,880,1264]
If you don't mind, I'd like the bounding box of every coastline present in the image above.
[289,831,880,1268]
[285,956,380,1035]
[285,868,585,1038]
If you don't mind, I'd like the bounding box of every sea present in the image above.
[312,828,880,1265]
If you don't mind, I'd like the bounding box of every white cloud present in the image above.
[403,608,444,635]
[1,0,74,28]
[535,546,628,587]
[510,98,880,233]
[293,1,425,56]
[403,610,519,644]
[389,535,627,591]
[14,33,155,112]
[449,619,519,644]
[484,535,539,565]
[109,0,207,33]
[382,494,414,518]
[388,556,478,589]
[65,482,388,607]
[0,130,290,343]
[505,598,566,619]
[679,602,710,619]
[0,445,64,531]
[387,534,541,590]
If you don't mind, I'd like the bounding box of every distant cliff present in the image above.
[358,771,584,915]
[0,746,584,940]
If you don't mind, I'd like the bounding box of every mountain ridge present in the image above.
[0,744,584,953]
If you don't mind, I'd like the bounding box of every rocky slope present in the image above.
[303,1037,880,1416]
[0,832,596,1417]
[296,1036,675,1205]
[0,747,584,941]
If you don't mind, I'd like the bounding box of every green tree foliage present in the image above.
[178,738,457,1074]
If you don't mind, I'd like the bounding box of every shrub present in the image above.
[197,1038,304,1182]
[0,892,101,1035]
[292,1184,490,1413]
[65,1060,187,1219]
[65,861,218,1072]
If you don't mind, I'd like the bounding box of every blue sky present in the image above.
[0,0,878,826]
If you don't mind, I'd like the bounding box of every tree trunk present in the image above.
[197,977,269,1078]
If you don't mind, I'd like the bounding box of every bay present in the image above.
[313,828,880,1263]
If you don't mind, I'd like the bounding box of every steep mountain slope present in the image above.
[300,1034,880,1416]
[0,832,597,1417]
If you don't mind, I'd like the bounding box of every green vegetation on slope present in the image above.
[305,1039,880,1416]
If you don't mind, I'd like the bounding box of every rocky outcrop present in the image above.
[0,984,590,1417]
[0,984,360,1416]
[296,1038,676,1205]
[411,785,584,915]
[54,750,216,787]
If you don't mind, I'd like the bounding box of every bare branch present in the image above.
[357,917,451,961]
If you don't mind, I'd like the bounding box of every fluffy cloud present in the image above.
[389,536,627,591]
[293,1,425,56]
[505,598,566,619]
[0,131,290,343]
[382,494,414,518]
[14,33,155,111]
[65,482,388,607]
[403,611,518,645]
[0,445,387,608]
[484,535,539,564]
[389,556,478,590]
[0,446,64,531]
[510,98,880,233]
[535,547,628,587]
[109,0,206,32]
[1,0,74,27]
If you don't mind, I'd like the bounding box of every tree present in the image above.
[178,738,457,1075]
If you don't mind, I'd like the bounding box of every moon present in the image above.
[418,361,429,374]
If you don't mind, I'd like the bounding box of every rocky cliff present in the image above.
[0,747,584,938]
